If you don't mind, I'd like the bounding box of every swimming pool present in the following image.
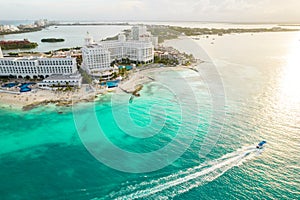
[118,65,133,70]
[19,83,35,92]
[2,82,18,88]
[100,80,120,88]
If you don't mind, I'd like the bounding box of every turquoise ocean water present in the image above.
[0,26,300,199]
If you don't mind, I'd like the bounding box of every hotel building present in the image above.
[82,26,156,76]
[81,42,112,76]
[131,25,158,48]
[0,52,78,79]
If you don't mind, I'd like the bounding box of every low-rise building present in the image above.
[38,73,82,88]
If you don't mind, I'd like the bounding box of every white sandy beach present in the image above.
[118,64,199,93]
[0,64,199,110]
[0,84,101,110]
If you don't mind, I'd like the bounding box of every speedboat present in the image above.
[256,141,267,149]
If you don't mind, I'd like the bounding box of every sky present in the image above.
[1,0,300,23]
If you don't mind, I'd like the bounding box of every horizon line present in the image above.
[1,19,300,25]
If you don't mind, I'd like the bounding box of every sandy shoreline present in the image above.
[117,63,201,93]
[0,64,200,111]
[0,84,104,110]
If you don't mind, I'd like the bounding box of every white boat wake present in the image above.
[104,145,263,200]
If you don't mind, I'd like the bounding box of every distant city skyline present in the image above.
[1,0,300,23]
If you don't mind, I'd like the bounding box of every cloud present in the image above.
[0,0,299,22]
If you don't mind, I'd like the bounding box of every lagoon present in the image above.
[1,25,131,53]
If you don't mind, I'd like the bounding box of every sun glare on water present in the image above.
[278,36,300,105]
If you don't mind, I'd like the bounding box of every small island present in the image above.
[41,38,65,43]
[0,39,38,50]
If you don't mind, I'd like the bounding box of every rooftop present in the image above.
[0,56,75,61]
[43,73,81,81]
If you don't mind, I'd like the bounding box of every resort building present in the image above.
[130,25,158,48]
[131,26,148,41]
[81,43,112,76]
[82,26,156,76]
[100,33,154,63]
[38,72,82,88]
[0,55,78,79]
[151,36,159,49]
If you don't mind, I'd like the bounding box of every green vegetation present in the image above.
[120,58,131,65]
[147,25,300,43]
[0,42,38,50]
[118,67,127,76]
[55,47,82,52]
[7,52,19,56]
[184,61,191,66]
[0,27,43,36]
[147,26,178,43]
[154,55,179,66]
[102,30,130,42]
[169,26,300,36]
[43,47,82,55]
[18,51,39,54]
[57,22,130,26]
[102,35,119,41]
[278,24,300,27]
[55,84,74,92]
[112,72,118,79]
[41,38,65,43]
[44,51,52,55]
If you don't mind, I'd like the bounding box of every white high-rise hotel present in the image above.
[82,26,157,76]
